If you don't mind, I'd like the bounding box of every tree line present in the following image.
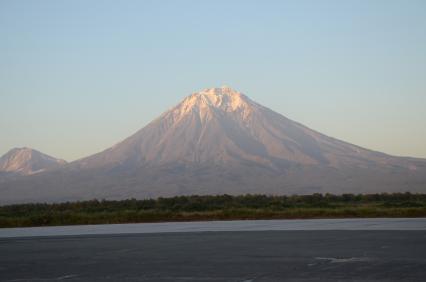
[1,193,425,227]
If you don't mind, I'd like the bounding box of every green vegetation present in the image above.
[1,193,426,228]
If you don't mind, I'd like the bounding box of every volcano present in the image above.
[1,86,425,204]
[0,147,65,176]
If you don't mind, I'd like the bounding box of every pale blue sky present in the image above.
[1,0,425,161]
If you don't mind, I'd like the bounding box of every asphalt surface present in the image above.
[2,218,426,238]
[1,230,426,282]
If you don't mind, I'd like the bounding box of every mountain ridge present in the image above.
[1,86,425,204]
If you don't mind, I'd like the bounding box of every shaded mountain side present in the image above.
[1,161,425,205]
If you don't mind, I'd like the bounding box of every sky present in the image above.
[1,0,425,161]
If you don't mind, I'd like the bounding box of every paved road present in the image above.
[1,218,426,238]
[1,231,426,281]
[1,219,426,281]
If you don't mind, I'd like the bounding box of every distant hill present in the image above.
[1,86,425,204]
[0,147,66,176]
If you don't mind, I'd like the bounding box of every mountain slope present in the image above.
[0,147,66,176]
[1,87,425,204]
[75,86,416,171]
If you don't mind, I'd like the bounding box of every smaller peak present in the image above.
[0,147,66,175]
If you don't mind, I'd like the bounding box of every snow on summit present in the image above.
[171,86,256,123]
